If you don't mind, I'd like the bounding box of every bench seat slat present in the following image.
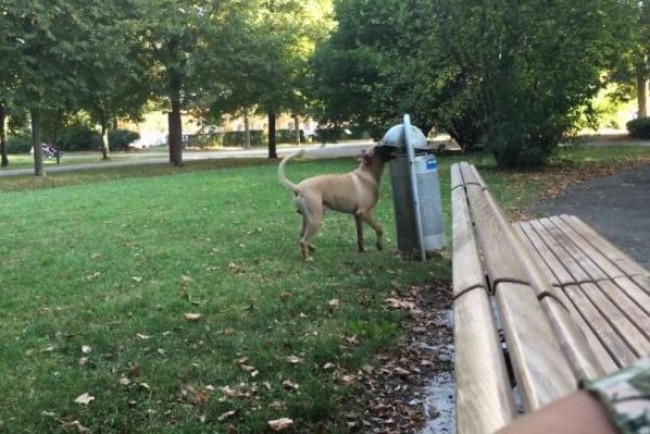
[548,216,626,280]
[455,288,516,433]
[563,283,639,366]
[538,218,608,282]
[631,275,650,297]
[560,215,649,277]
[582,281,650,356]
[597,280,650,343]
[550,287,619,374]
[525,219,592,284]
[514,221,569,287]
[613,277,650,317]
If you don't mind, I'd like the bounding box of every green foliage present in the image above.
[311,0,639,168]
[627,117,650,138]
[275,128,298,144]
[109,129,140,151]
[6,134,32,154]
[54,125,102,152]
[223,131,265,147]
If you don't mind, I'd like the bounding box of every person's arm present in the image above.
[497,390,618,434]
[498,356,650,434]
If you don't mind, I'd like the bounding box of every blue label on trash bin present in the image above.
[426,159,437,170]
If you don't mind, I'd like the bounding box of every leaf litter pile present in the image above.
[340,280,454,433]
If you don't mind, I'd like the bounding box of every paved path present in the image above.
[0,142,374,178]
[530,165,650,269]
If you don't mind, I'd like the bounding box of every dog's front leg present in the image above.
[354,214,365,252]
[357,211,383,251]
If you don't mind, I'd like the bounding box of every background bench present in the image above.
[451,162,650,434]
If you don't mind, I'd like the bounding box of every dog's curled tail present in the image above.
[277,149,305,194]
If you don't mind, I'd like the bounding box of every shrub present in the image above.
[6,134,33,154]
[223,130,265,147]
[109,129,140,152]
[54,125,102,152]
[626,117,650,139]
[275,129,297,144]
[314,124,344,144]
[186,133,224,149]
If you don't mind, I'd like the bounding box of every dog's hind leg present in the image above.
[297,197,322,261]
[354,214,365,252]
[356,210,384,251]
[300,217,321,261]
[299,218,316,253]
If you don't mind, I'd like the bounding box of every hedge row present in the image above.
[5,127,140,153]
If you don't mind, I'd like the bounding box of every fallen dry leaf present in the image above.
[184,313,202,321]
[286,355,302,365]
[217,410,236,422]
[267,418,294,431]
[74,393,95,405]
[282,379,299,391]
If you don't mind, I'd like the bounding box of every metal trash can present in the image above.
[382,115,446,260]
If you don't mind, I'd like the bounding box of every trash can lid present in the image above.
[381,124,428,149]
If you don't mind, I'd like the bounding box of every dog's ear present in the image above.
[355,148,373,164]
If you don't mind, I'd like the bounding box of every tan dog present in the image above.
[278,145,395,261]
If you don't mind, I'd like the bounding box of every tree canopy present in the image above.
[1,0,646,171]
[310,0,640,167]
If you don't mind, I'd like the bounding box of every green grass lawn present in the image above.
[0,155,448,434]
[1,144,649,433]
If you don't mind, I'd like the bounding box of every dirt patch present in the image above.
[344,281,454,433]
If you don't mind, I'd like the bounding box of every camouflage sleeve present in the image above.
[581,356,650,434]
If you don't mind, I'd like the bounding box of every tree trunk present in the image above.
[100,110,110,160]
[31,107,45,177]
[637,64,648,118]
[100,124,110,160]
[268,112,277,159]
[0,102,8,167]
[294,114,300,144]
[244,111,251,149]
[168,70,184,166]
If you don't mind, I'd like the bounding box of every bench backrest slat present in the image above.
[453,163,517,433]
[455,289,516,433]
[495,282,576,410]
[451,168,487,296]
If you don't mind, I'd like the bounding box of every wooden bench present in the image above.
[451,162,650,434]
